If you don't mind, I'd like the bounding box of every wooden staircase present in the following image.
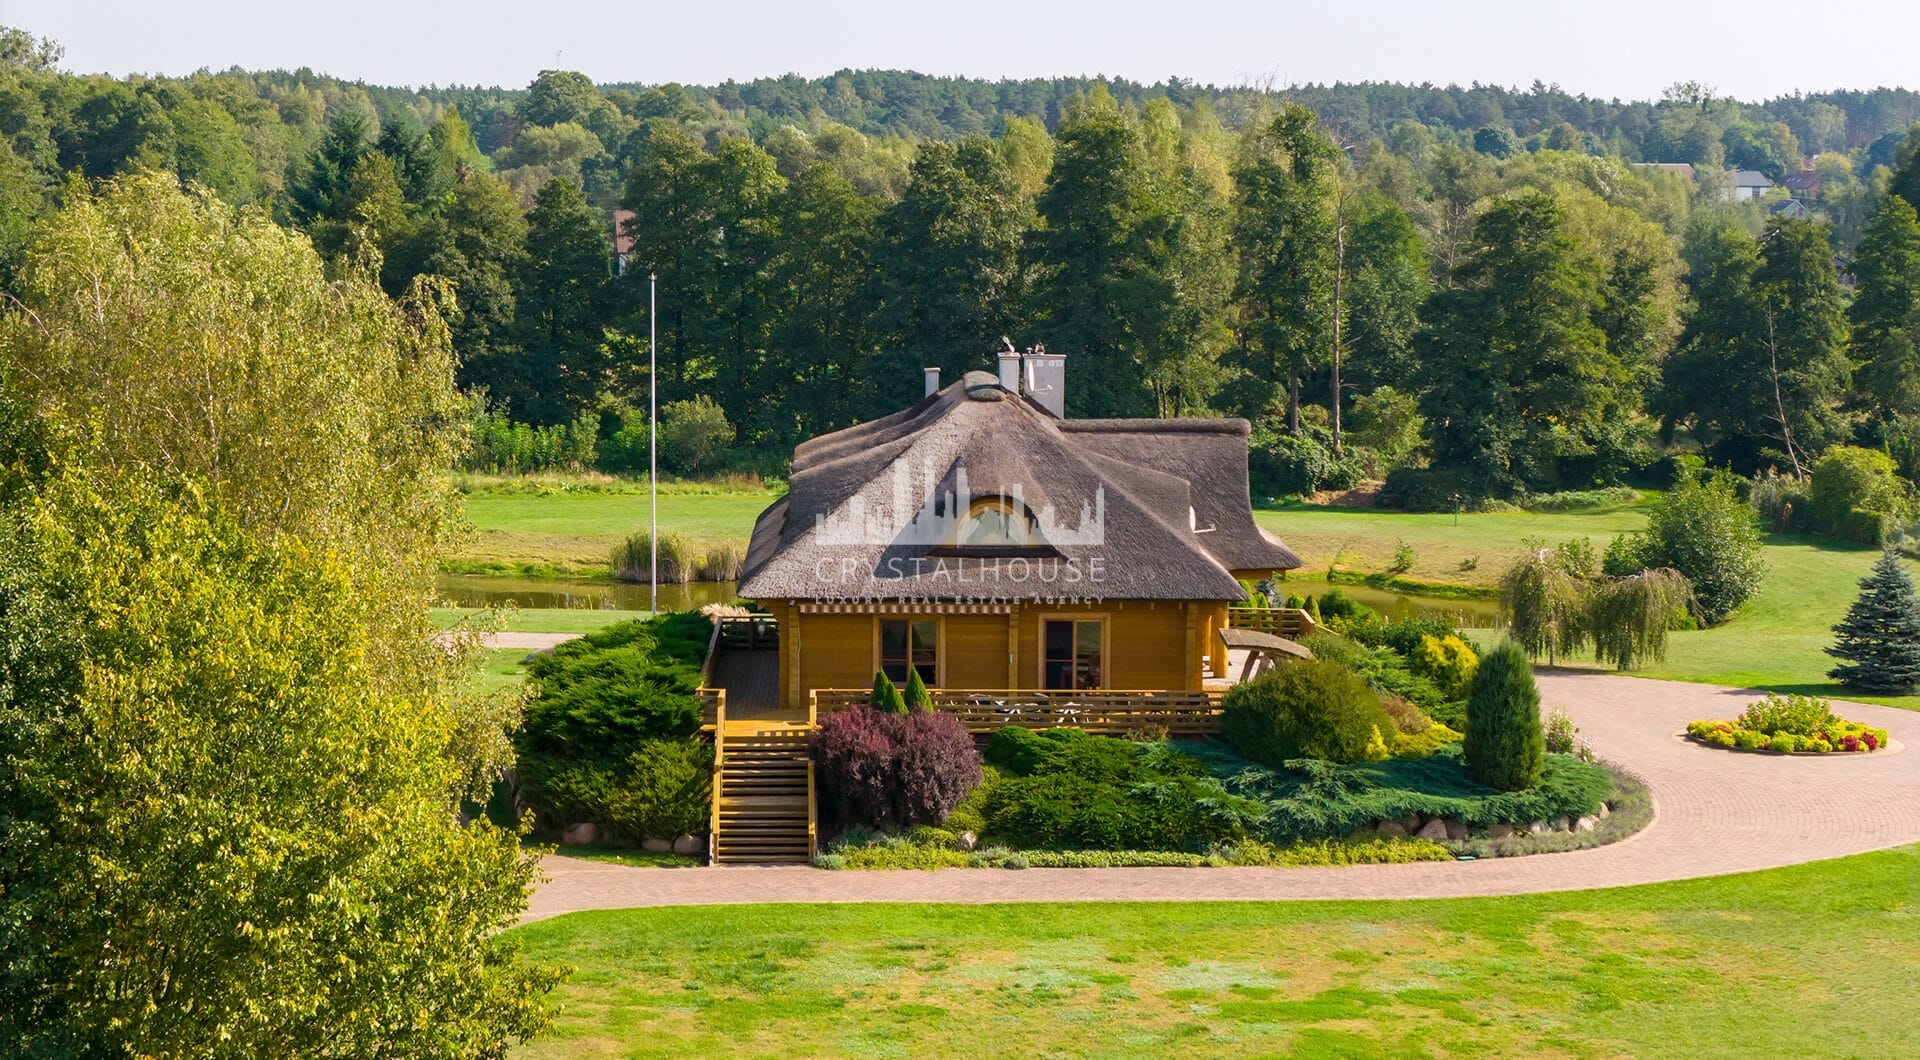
[711,716,815,865]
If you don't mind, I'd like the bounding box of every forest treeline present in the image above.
[5,25,1920,504]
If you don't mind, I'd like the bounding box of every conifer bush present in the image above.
[904,668,934,711]
[1462,641,1544,791]
[1827,550,1920,693]
[869,671,907,712]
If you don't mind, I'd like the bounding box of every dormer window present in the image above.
[959,497,1044,548]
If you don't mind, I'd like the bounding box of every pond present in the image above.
[1273,579,1502,629]
[435,574,1502,628]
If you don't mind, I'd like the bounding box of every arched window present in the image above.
[958,497,1042,548]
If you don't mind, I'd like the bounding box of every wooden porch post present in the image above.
[1006,602,1020,690]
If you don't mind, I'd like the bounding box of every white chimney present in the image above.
[997,351,1021,393]
[1022,346,1065,418]
[924,367,941,398]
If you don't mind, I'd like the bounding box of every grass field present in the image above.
[450,479,778,577]
[437,607,655,634]
[509,844,1920,1058]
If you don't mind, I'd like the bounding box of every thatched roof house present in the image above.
[734,352,1301,709]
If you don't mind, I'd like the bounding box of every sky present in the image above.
[2,0,1916,102]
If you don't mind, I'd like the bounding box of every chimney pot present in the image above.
[924,367,940,398]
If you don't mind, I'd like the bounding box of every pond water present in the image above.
[434,574,1502,628]
[436,575,738,613]
[1272,579,1502,629]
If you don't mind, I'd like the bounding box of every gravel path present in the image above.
[522,672,1920,922]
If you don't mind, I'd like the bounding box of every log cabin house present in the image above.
[702,349,1313,862]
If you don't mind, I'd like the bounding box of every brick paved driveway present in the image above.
[523,672,1920,922]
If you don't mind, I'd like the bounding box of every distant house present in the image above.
[611,209,637,276]
[1769,198,1809,220]
[1732,170,1775,202]
[1632,162,1697,180]
[1781,169,1823,201]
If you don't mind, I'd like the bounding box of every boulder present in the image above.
[560,822,596,846]
[1527,821,1551,835]
[1376,820,1409,838]
[1575,816,1598,832]
[1552,816,1572,833]
[957,831,980,852]
[1400,814,1423,833]
[1416,817,1452,841]
[1596,803,1611,819]
[1443,818,1469,841]
[641,837,672,852]
[672,834,701,855]
[1485,823,1516,839]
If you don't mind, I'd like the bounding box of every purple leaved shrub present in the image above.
[811,708,982,833]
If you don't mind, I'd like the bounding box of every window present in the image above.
[880,619,937,686]
[1043,619,1103,690]
[958,498,1041,548]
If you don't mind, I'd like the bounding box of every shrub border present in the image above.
[1677,731,1902,757]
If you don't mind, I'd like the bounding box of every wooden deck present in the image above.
[1226,606,1318,639]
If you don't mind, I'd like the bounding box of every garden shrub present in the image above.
[978,729,1260,852]
[1462,641,1544,791]
[1249,421,1367,496]
[1301,632,1450,714]
[903,668,933,711]
[869,671,907,712]
[1189,744,1610,843]
[1748,468,1811,533]
[1222,659,1394,767]
[1413,633,1479,700]
[812,706,982,833]
[515,613,715,838]
[1614,468,1764,624]
[1828,550,1920,693]
[1808,446,1905,539]
[606,739,714,840]
[658,395,735,475]
[1684,694,1888,754]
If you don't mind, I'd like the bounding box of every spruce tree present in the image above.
[1462,641,1544,791]
[903,667,934,712]
[869,671,906,713]
[1826,551,1920,693]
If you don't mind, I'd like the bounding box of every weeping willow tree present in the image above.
[1502,539,1697,671]
[1587,567,1696,670]
[1498,545,1590,665]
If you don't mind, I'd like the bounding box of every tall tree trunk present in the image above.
[1331,213,1346,459]
[1764,306,1805,478]
[1286,370,1301,433]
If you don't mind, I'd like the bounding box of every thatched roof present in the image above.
[738,372,1301,602]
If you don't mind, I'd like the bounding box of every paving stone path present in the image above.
[523,672,1920,923]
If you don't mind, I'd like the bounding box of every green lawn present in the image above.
[452,481,778,576]
[509,844,1920,1058]
[437,607,655,634]
[1253,500,1651,591]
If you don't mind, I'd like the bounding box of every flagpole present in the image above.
[649,271,658,614]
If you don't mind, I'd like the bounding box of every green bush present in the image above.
[1766,733,1800,753]
[1462,641,1544,791]
[977,730,1260,852]
[1737,692,1838,736]
[1748,469,1811,533]
[1809,446,1904,537]
[464,409,599,473]
[611,530,695,584]
[1615,468,1764,625]
[1249,421,1367,496]
[606,739,714,840]
[1188,744,1611,843]
[658,395,734,475]
[1413,633,1479,700]
[1222,659,1393,767]
[515,614,714,838]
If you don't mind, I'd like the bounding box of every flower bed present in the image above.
[1686,693,1889,754]
[814,829,1453,870]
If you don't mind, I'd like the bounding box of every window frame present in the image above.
[875,616,941,688]
[1039,615,1107,691]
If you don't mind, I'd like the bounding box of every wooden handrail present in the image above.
[809,688,1224,735]
[1227,606,1317,639]
[805,692,818,860]
[707,691,726,864]
[699,614,724,686]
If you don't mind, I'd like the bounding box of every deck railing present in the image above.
[707,691,726,863]
[810,688,1224,736]
[1226,606,1317,640]
[696,687,726,728]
